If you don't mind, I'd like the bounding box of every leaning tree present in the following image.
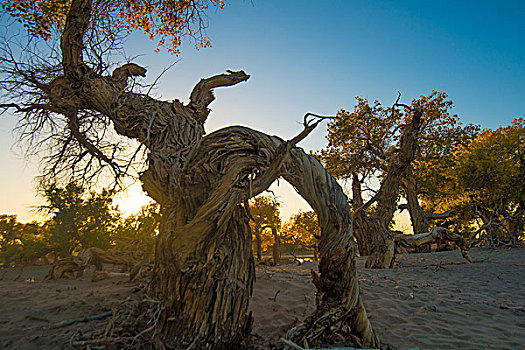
[320,93,478,267]
[0,0,379,348]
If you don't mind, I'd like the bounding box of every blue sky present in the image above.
[1,0,524,222]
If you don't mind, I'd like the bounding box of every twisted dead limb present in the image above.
[394,227,473,263]
[468,213,525,248]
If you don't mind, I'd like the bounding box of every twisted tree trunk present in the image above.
[149,126,302,348]
[24,0,380,347]
[283,149,380,348]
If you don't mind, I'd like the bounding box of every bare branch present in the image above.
[66,112,121,177]
[145,60,181,96]
[393,91,412,111]
[289,113,336,145]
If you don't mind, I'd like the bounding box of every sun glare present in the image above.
[113,183,154,217]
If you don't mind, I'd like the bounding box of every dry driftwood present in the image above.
[44,256,84,280]
[44,247,143,281]
[394,227,473,263]
[80,247,141,271]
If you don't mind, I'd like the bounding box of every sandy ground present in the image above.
[0,247,524,349]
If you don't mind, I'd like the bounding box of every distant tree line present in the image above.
[0,183,159,267]
[0,186,323,267]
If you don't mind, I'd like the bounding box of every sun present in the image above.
[113,183,154,217]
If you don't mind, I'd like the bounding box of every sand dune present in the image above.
[1,247,524,349]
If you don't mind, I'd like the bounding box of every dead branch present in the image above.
[395,227,473,263]
[188,70,250,123]
[44,256,84,280]
[393,91,412,111]
[468,213,524,247]
[290,113,336,146]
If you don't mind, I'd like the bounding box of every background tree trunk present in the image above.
[351,173,374,256]
[402,166,431,252]
[253,222,263,262]
[270,226,281,265]
[402,166,429,234]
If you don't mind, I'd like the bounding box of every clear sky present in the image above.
[0,0,524,222]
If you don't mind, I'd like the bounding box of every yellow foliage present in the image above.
[2,0,226,54]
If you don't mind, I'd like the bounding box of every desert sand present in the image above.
[0,247,524,349]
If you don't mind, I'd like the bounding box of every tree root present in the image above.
[49,310,130,329]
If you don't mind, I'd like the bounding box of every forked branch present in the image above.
[289,113,336,145]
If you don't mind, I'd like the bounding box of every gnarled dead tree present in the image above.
[1,0,379,348]
[395,227,472,263]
